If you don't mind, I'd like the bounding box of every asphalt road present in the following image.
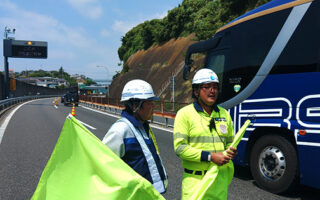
[0,98,319,200]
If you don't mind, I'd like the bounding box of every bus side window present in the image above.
[271,2,320,74]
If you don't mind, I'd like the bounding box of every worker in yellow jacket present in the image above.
[173,68,237,200]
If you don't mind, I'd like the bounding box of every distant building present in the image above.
[71,74,86,85]
[70,74,85,79]
[80,85,108,96]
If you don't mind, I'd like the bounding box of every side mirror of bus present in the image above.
[183,65,190,80]
[183,60,193,80]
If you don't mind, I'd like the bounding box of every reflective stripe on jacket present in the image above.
[173,102,234,171]
[102,111,167,193]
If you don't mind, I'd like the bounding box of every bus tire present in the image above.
[249,134,299,194]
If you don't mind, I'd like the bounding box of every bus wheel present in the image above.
[250,134,299,194]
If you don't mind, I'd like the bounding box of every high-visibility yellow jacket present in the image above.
[173,102,234,170]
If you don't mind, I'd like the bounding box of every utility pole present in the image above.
[3,56,9,99]
[171,75,175,111]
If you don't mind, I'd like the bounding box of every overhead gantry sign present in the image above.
[3,39,47,59]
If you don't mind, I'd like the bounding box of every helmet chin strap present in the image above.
[133,100,145,122]
[133,100,144,113]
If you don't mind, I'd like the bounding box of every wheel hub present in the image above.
[258,146,286,181]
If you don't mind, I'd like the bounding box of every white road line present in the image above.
[0,99,39,145]
[77,119,97,130]
[80,105,173,133]
[80,105,121,119]
[150,124,173,133]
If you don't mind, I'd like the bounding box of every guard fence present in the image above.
[0,95,57,116]
[80,95,188,113]
[79,95,189,127]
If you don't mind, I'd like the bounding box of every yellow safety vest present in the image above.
[173,103,234,171]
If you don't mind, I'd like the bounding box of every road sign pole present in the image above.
[2,28,47,99]
[3,56,9,98]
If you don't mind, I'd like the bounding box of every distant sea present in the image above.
[93,79,112,86]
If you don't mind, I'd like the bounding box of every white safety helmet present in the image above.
[192,68,219,85]
[120,79,159,102]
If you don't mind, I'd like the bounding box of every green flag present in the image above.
[31,115,165,200]
[226,120,251,150]
[190,120,251,200]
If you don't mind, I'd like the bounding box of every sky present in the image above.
[0,0,182,81]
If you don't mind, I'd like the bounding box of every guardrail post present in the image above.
[161,101,164,113]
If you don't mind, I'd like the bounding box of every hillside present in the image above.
[109,34,204,104]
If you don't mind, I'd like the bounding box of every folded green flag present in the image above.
[225,119,251,152]
[190,163,233,200]
[191,120,251,200]
[31,115,165,200]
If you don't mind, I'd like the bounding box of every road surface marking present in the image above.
[0,99,38,145]
[76,119,96,130]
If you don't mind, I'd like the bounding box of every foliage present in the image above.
[121,63,129,73]
[27,69,51,77]
[56,84,66,89]
[84,78,96,86]
[65,76,78,87]
[117,0,272,67]
[112,71,121,80]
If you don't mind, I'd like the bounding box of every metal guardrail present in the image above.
[0,95,57,115]
[79,95,188,114]
[80,100,123,115]
[80,100,177,128]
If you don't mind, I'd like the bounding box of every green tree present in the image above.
[28,70,51,77]
[180,0,210,36]
[121,63,129,73]
[58,67,64,78]
[66,77,78,87]
[84,78,96,86]
[50,70,60,78]
[193,1,223,40]
[56,84,66,89]
[150,19,167,44]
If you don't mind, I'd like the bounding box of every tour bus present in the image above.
[183,0,320,194]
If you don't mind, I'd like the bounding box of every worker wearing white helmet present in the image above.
[173,68,237,199]
[102,79,168,194]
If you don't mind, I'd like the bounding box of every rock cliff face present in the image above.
[109,34,205,104]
